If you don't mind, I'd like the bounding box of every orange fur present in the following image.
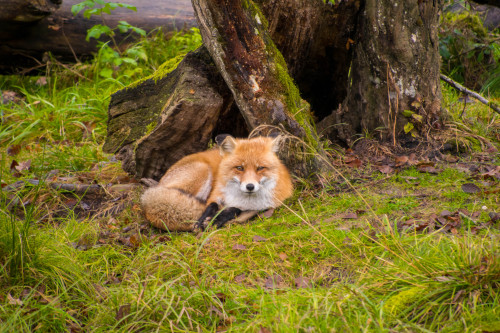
[141,136,293,231]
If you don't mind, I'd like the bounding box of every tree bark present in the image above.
[256,0,360,120]
[191,0,331,174]
[320,0,443,145]
[192,0,306,137]
[0,0,196,73]
[0,0,61,22]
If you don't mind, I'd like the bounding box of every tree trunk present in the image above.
[319,0,443,145]
[0,0,196,73]
[256,0,360,121]
[191,0,331,174]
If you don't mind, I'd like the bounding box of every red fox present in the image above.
[140,135,293,231]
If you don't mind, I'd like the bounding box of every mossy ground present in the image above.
[0,27,499,332]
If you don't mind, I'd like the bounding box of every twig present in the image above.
[4,179,104,195]
[440,74,500,115]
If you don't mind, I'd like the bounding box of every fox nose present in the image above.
[246,184,255,192]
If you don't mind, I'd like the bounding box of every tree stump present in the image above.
[103,47,247,181]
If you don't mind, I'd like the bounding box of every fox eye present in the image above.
[235,166,244,171]
[256,166,266,171]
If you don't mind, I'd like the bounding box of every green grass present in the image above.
[0,27,499,332]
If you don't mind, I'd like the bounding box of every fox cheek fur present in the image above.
[222,175,278,211]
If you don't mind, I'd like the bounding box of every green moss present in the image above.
[144,120,157,135]
[245,0,269,30]
[383,286,423,316]
[122,54,185,91]
[444,12,488,38]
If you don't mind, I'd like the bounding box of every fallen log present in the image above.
[0,0,196,73]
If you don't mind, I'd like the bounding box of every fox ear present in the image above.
[270,136,281,153]
[220,135,237,155]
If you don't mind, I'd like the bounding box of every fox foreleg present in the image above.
[195,202,243,230]
[213,207,242,228]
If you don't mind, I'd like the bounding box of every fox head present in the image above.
[217,135,285,210]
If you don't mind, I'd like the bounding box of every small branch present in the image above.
[440,74,500,115]
[4,179,104,195]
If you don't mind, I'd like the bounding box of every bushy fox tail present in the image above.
[140,186,206,232]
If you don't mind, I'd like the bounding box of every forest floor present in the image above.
[0,29,499,332]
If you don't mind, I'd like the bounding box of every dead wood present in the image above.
[103,46,247,181]
[0,0,196,73]
[440,74,500,115]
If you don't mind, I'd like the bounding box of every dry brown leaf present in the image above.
[264,274,284,289]
[233,244,247,250]
[278,252,288,261]
[7,293,22,306]
[234,273,246,283]
[295,276,311,288]
[345,157,362,168]
[253,235,267,242]
[116,304,131,321]
[395,155,409,166]
[378,165,394,174]
[36,76,47,86]
[461,183,481,194]
[342,212,358,219]
[7,145,21,156]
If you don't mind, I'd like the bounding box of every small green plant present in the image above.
[71,0,147,78]
[439,7,500,95]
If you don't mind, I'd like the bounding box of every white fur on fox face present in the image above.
[223,176,277,211]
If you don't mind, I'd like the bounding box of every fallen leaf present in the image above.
[233,244,247,250]
[417,165,439,174]
[7,145,21,156]
[461,183,481,194]
[9,160,19,173]
[278,252,288,261]
[294,276,311,288]
[214,292,227,303]
[341,212,358,219]
[15,160,31,172]
[234,273,246,283]
[258,326,271,333]
[253,235,267,242]
[345,157,362,168]
[2,90,24,104]
[489,212,499,222]
[116,304,131,321]
[264,274,283,289]
[260,208,275,218]
[378,165,394,174]
[7,293,22,306]
[440,210,452,217]
[36,76,47,86]
[395,155,409,166]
